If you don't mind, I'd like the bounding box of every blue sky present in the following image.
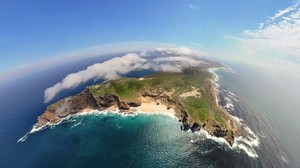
[0,0,298,76]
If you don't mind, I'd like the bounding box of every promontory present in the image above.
[35,67,240,146]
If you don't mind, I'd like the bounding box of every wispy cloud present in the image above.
[241,3,300,53]
[187,4,199,11]
[219,3,300,78]
[44,47,206,102]
[270,3,299,20]
[189,42,206,48]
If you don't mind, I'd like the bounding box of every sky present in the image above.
[0,0,299,79]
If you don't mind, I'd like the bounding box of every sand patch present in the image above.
[179,87,201,99]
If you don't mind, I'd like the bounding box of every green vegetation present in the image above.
[89,70,229,127]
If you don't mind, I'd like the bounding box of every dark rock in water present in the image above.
[182,123,190,131]
[202,119,235,146]
[191,122,200,132]
[213,128,227,137]
[180,110,191,131]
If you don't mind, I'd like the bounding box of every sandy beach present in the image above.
[131,99,176,115]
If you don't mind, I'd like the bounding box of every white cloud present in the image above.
[153,56,204,67]
[270,3,299,20]
[44,47,206,103]
[155,47,206,56]
[44,53,147,102]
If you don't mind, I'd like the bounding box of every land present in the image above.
[36,67,240,146]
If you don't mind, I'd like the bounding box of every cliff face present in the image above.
[37,88,98,127]
[36,88,143,127]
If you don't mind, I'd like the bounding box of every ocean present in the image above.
[0,56,299,168]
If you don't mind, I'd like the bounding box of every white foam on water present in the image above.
[228,121,260,158]
[73,109,178,120]
[190,139,195,143]
[17,109,178,143]
[280,155,289,163]
[195,127,259,159]
[227,91,239,102]
[70,122,81,128]
[133,111,178,120]
[220,64,239,75]
[194,127,260,158]
[70,118,83,129]
[17,134,29,143]
[233,142,258,158]
[228,91,237,97]
[231,115,244,123]
[196,129,230,145]
[228,113,260,158]
[224,102,234,112]
[222,90,240,112]
[17,113,75,143]
[17,121,53,143]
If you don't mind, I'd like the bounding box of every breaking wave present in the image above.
[189,125,259,158]
[17,110,178,143]
[207,66,260,158]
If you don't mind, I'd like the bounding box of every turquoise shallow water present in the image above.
[18,111,257,168]
[22,112,190,167]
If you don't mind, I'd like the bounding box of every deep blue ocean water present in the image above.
[0,56,299,167]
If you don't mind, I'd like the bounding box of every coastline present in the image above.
[208,66,260,157]
[17,105,178,143]
[25,66,244,146]
[208,67,241,135]
[17,65,262,160]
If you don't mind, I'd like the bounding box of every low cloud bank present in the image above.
[44,47,206,103]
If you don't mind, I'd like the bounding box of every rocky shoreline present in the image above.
[36,82,239,146]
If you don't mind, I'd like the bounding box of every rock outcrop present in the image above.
[36,90,143,128]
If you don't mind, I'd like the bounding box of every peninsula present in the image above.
[35,67,240,145]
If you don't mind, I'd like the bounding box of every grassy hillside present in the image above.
[89,70,229,128]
